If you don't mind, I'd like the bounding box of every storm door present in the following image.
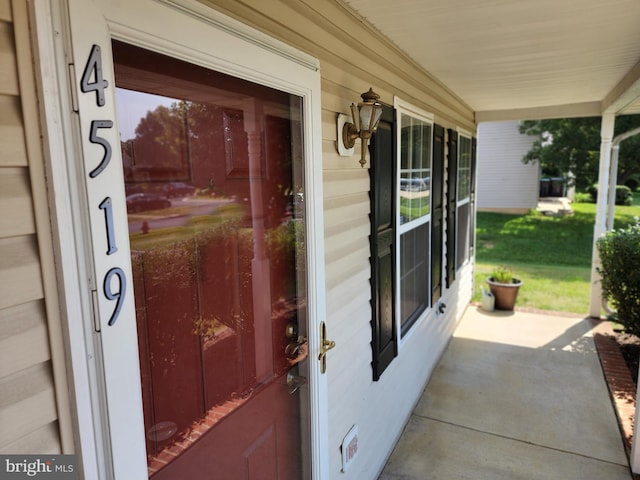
[111,41,311,479]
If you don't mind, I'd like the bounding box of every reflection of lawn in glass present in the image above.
[400,194,430,221]
[129,203,245,250]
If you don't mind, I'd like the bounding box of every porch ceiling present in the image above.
[343,0,640,122]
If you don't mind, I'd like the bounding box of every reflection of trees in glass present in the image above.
[123,100,222,182]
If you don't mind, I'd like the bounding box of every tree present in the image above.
[519,115,640,191]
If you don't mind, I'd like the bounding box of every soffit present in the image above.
[343,0,640,120]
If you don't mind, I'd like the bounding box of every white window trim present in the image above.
[456,131,473,269]
[32,0,327,478]
[456,131,473,207]
[393,97,435,345]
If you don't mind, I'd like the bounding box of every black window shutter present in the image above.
[469,137,477,255]
[369,104,397,381]
[446,129,458,288]
[430,124,445,305]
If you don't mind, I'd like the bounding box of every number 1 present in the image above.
[99,197,117,255]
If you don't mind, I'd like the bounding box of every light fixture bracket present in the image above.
[342,121,359,150]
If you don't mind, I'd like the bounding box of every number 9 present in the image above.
[104,267,126,326]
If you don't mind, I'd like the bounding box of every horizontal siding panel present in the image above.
[0,21,18,96]
[0,236,43,310]
[0,362,57,449]
[0,301,50,378]
[328,340,372,407]
[323,169,369,199]
[325,231,369,266]
[0,95,27,166]
[324,218,369,254]
[325,264,370,310]
[0,0,10,22]
[323,193,369,228]
[321,82,362,121]
[327,287,371,342]
[0,167,35,237]
[321,109,338,142]
[0,421,61,455]
[325,246,369,288]
[321,142,367,172]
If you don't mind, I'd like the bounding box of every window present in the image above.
[370,99,443,378]
[397,106,433,336]
[456,134,472,268]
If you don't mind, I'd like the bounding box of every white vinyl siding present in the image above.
[476,121,539,213]
[0,0,70,455]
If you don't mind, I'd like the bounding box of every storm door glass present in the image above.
[113,41,309,480]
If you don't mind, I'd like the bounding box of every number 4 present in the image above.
[81,44,109,107]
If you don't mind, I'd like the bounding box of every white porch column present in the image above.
[588,113,615,318]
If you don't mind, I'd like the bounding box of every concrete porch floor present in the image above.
[379,307,632,479]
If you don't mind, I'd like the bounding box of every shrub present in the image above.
[573,192,593,203]
[617,185,633,206]
[597,221,640,336]
[625,176,639,192]
[587,184,633,206]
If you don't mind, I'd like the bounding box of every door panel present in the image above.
[113,41,309,479]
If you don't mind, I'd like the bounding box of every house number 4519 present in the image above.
[81,44,126,327]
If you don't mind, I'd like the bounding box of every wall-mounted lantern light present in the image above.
[337,88,383,168]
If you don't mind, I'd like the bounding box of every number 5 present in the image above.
[88,120,113,178]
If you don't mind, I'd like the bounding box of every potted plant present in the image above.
[486,266,523,310]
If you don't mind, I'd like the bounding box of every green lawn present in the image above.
[473,195,640,314]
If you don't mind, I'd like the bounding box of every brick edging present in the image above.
[590,318,637,468]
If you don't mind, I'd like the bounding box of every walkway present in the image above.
[379,307,632,479]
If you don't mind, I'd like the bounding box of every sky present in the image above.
[115,87,177,141]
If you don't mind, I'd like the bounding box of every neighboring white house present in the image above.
[477,121,539,214]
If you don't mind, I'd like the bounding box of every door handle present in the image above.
[318,321,335,374]
[285,321,307,361]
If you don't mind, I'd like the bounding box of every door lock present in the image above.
[318,321,335,374]
[285,335,308,358]
[287,372,307,394]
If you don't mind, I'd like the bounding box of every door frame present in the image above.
[29,0,328,478]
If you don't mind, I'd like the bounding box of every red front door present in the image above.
[113,40,310,479]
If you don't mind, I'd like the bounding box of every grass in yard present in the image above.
[473,197,640,313]
[473,262,591,314]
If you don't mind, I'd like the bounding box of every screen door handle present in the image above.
[318,321,335,374]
